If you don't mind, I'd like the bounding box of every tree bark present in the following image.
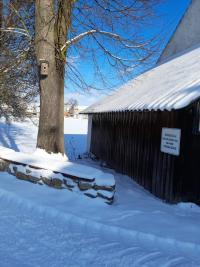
[35,0,69,154]
[0,1,3,48]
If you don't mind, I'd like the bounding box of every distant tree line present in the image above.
[64,98,78,117]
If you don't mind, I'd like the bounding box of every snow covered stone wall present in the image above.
[0,157,115,204]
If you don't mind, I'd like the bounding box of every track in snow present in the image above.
[0,197,197,267]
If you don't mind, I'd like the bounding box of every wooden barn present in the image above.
[83,0,200,204]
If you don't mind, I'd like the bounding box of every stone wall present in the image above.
[0,159,115,204]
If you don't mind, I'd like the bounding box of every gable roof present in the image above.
[158,0,200,63]
[83,44,200,114]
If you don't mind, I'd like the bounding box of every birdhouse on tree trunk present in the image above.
[39,59,49,76]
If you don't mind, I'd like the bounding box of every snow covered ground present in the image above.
[0,117,200,266]
[0,118,88,159]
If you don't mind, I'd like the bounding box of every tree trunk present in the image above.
[35,0,65,154]
[0,1,2,48]
[37,69,64,154]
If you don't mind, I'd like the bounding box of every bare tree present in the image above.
[35,0,161,154]
[0,0,38,121]
[0,2,2,46]
[35,0,71,153]
[2,0,161,153]
[65,98,78,117]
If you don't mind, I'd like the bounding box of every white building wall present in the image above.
[158,0,200,63]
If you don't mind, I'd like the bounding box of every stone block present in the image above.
[0,160,9,172]
[42,177,53,186]
[15,171,41,183]
[93,184,115,192]
[84,189,97,198]
[97,190,114,202]
[63,178,75,188]
[78,181,93,191]
[51,178,63,189]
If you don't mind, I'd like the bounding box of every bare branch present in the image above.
[61,28,154,54]
[62,29,118,51]
[0,27,31,38]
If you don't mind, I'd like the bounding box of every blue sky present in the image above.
[64,0,191,106]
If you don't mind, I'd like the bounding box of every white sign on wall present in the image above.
[160,128,181,156]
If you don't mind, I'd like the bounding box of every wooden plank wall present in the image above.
[175,103,200,204]
[90,108,200,203]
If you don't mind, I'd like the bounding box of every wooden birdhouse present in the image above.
[39,59,49,76]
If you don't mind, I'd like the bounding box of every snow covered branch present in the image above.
[0,27,31,39]
[61,29,126,51]
[61,29,150,54]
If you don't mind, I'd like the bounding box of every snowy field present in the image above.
[0,118,200,266]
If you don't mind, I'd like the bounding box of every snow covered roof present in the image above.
[83,44,200,113]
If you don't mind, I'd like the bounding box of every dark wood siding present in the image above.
[176,103,200,203]
[90,105,200,204]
